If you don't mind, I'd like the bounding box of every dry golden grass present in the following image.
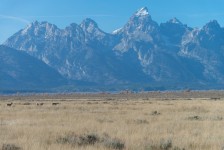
[1,93,224,150]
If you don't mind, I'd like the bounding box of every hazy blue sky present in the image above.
[1,0,224,43]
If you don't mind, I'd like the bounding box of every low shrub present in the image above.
[2,144,21,150]
[57,133,125,149]
[151,111,161,115]
[101,134,125,150]
[56,133,99,146]
[160,139,172,150]
[145,139,185,150]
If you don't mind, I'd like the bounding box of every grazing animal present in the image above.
[37,103,44,106]
[52,103,59,106]
[7,103,13,106]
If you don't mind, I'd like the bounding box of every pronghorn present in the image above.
[37,103,44,106]
[7,102,13,106]
[52,102,59,106]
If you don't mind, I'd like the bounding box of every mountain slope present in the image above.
[180,20,224,83]
[0,45,66,91]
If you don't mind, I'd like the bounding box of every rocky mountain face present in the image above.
[180,20,224,83]
[0,46,66,91]
[3,7,224,90]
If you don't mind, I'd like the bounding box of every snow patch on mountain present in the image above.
[135,7,149,16]
[112,28,122,34]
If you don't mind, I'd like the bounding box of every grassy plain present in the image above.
[1,91,224,150]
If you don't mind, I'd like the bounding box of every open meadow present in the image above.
[1,91,224,150]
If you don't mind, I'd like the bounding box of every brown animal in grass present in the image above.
[52,103,59,106]
[7,102,13,106]
[37,103,44,106]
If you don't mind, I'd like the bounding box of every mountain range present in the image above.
[2,7,224,92]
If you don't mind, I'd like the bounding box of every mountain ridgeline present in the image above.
[2,7,224,91]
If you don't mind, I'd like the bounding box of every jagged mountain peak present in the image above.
[28,21,56,28]
[24,21,40,31]
[131,7,151,20]
[65,23,81,31]
[22,21,59,35]
[80,18,99,30]
[69,23,79,28]
[79,18,107,40]
[168,18,183,24]
[122,7,158,34]
[135,7,149,17]
[203,20,221,29]
[160,17,188,45]
[201,20,223,36]
[31,20,40,26]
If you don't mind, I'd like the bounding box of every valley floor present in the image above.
[1,92,224,150]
